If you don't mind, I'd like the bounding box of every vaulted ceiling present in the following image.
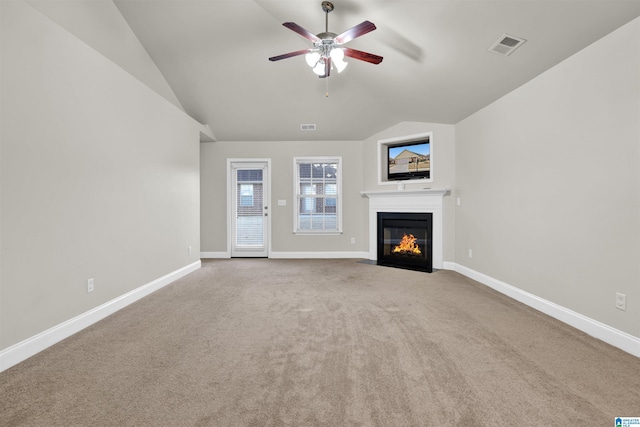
[45,1,640,141]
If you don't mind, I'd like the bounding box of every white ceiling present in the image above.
[110,0,640,142]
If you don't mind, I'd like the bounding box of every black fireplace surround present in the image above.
[377,212,433,273]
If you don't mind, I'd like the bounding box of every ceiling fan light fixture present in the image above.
[330,47,344,61]
[330,47,347,73]
[334,58,348,73]
[305,51,321,67]
[312,60,326,75]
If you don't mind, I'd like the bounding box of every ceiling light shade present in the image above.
[312,60,326,75]
[330,48,348,73]
[305,51,321,67]
[330,47,344,61]
[333,58,348,73]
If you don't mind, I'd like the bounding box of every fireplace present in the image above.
[377,212,433,272]
[362,188,447,270]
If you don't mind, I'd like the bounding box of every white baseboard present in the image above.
[270,251,370,259]
[200,251,230,258]
[442,261,456,271]
[452,263,640,358]
[0,260,201,373]
[203,251,370,259]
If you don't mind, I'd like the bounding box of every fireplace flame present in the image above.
[393,233,422,255]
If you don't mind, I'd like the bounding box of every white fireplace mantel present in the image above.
[360,188,449,198]
[361,188,449,269]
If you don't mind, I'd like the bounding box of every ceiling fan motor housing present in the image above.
[315,32,339,58]
[317,32,338,40]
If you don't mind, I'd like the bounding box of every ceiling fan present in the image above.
[268,1,383,79]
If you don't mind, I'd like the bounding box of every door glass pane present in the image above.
[236,169,263,246]
[237,169,263,182]
[240,184,253,207]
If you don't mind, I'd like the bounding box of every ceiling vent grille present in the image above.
[489,34,526,56]
[300,124,317,131]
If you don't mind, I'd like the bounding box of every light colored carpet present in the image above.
[1,259,638,426]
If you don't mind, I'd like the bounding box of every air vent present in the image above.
[488,34,526,56]
[300,124,316,131]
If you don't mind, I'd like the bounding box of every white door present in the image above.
[229,160,269,257]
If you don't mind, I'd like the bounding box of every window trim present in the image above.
[293,156,343,235]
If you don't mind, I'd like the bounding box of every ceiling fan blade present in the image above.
[343,47,383,64]
[269,49,312,62]
[283,22,321,42]
[334,21,377,45]
[319,58,331,78]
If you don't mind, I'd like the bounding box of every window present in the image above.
[294,157,342,233]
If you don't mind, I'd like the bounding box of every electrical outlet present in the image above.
[350,237,356,244]
[615,293,626,311]
[87,278,94,293]
[188,246,192,255]
[468,249,473,258]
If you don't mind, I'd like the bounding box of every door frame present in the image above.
[227,158,271,257]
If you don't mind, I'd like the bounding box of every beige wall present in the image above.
[362,122,457,263]
[0,1,201,350]
[455,18,640,337]
[26,0,184,111]
[201,140,367,254]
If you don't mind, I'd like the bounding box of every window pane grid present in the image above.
[294,158,341,233]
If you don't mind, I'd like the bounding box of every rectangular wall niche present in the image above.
[377,212,433,272]
[378,132,433,185]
